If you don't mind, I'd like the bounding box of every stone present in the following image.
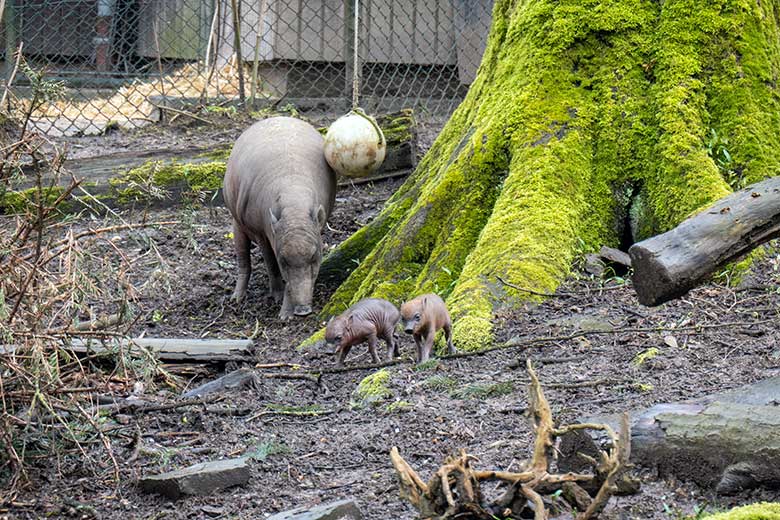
[201,505,225,517]
[598,246,632,267]
[583,253,605,276]
[545,314,614,332]
[138,458,250,499]
[266,499,362,520]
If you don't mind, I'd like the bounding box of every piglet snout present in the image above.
[293,305,313,316]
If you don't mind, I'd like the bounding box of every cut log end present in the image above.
[628,245,678,305]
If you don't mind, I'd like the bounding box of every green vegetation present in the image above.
[701,503,780,520]
[0,186,66,214]
[385,400,413,413]
[423,375,458,392]
[632,347,659,366]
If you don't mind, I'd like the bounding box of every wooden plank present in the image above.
[1,337,253,362]
[67,338,254,362]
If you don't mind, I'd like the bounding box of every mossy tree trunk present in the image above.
[318,0,780,351]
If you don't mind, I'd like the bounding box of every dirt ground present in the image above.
[5,114,780,519]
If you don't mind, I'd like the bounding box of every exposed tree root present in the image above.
[390,360,631,519]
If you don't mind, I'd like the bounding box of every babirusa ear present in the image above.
[422,296,428,309]
[269,207,280,227]
[312,205,327,227]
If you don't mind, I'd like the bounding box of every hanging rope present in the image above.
[352,0,360,110]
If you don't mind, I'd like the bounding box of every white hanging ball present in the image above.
[323,109,386,178]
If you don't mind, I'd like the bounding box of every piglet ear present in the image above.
[347,314,354,325]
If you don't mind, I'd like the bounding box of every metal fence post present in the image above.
[343,0,357,108]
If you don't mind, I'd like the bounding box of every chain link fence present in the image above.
[0,0,493,136]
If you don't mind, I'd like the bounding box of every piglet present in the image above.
[325,298,401,367]
[400,293,455,363]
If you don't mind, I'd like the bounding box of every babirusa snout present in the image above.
[286,267,315,318]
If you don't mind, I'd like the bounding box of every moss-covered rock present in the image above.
[350,368,393,408]
[702,503,780,520]
[311,0,780,352]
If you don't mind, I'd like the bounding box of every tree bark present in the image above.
[311,0,780,350]
[629,177,780,305]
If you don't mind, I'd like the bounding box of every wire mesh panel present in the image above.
[0,0,494,135]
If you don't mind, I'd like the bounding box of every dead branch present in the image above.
[389,361,632,519]
[497,275,628,297]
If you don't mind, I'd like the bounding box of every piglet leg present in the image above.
[412,334,423,363]
[384,329,397,361]
[336,344,352,367]
[420,334,434,363]
[231,222,251,302]
[443,322,456,355]
[367,334,380,364]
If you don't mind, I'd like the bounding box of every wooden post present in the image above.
[629,177,780,306]
[249,0,268,110]
[229,0,245,105]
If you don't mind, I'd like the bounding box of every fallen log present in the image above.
[66,337,254,362]
[628,177,780,306]
[560,375,780,495]
[182,367,257,398]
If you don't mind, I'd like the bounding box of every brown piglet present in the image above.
[325,298,401,367]
[400,293,455,363]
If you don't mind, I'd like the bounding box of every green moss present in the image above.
[111,159,225,203]
[632,347,659,366]
[385,400,413,413]
[297,327,325,350]
[1,186,67,214]
[351,369,393,408]
[702,503,780,520]
[714,248,766,288]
